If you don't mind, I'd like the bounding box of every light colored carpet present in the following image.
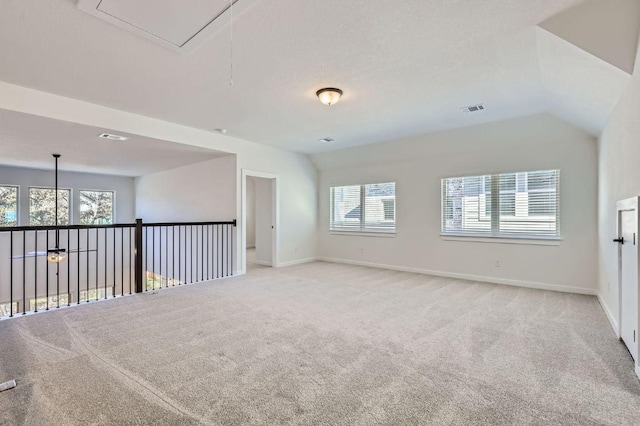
[0,261,639,425]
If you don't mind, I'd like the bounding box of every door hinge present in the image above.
[634,233,636,245]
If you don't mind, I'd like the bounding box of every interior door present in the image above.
[619,209,638,361]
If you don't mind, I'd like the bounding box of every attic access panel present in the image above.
[77,0,244,53]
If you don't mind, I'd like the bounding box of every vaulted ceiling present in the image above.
[0,0,638,154]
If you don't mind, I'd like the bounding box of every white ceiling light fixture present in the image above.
[98,133,128,141]
[316,88,343,106]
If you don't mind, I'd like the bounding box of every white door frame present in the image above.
[240,169,279,274]
[616,196,640,379]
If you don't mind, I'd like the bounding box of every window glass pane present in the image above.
[363,183,396,230]
[29,188,70,226]
[80,190,114,224]
[443,170,559,238]
[330,185,361,229]
[442,175,491,234]
[0,186,18,226]
[330,182,396,232]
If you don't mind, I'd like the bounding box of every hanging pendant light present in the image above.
[47,153,67,264]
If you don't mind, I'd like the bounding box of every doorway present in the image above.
[241,170,278,273]
[616,197,639,365]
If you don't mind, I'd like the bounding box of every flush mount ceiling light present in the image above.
[316,88,343,106]
[319,137,336,144]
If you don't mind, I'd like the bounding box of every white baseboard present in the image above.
[254,260,272,266]
[597,292,620,337]
[277,257,318,267]
[318,257,596,295]
[636,364,640,381]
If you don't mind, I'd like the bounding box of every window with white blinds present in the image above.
[441,170,559,238]
[330,182,396,233]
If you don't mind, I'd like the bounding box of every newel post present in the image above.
[134,218,143,293]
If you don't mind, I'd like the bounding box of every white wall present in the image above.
[253,177,273,265]
[312,114,598,294]
[0,82,318,273]
[0,165,135,225]
[246,177,256,248]
[135,155,237,223]
[598,37,640,331]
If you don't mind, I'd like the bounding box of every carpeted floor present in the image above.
[0,261,639,425]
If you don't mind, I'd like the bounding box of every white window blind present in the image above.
[441,170,559,238]
[330,182,396,233]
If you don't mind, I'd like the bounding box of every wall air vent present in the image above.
[77,0,249,53]
[98,133,128,141]
[461,104,485,113]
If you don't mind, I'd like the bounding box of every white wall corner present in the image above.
[597,291,620,337]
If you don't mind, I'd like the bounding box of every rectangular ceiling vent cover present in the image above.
[461,104,485,113]
[77,0,249,53]
[98,133,128,141]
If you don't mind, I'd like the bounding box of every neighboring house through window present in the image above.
[330,182,396,233]
[441,170,559,238]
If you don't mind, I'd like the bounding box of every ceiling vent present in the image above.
[319,137,336,144]
[77,0,248,53]
[98,133,128,141]
[461,104,485,113]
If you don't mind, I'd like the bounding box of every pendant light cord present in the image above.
[54,154,60,248]
[230,0,234,86]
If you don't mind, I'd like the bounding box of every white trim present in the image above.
[597,292,620,337]
[253,260,272,266]
[276,257,318,267]
[318,257,596,295]
[440,235,561,246]
[330,231,396,238]
[635,364,640,381]
[240,169,279,275]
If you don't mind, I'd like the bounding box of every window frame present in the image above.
[441,170,560,242]
[0,184,19,227]
[79,189,116,225]
[28,186,73,226]
[330,182,397,235]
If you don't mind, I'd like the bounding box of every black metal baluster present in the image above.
[179,226,182,285]
[104,228,107,299]
[95,227,99,300]
[201,225,204,281]
[77,229,80,304]
[165,226,168,288]
[67,228,70,306]
[206,225,209,280]
[129,227,132,294]
[34,231,38,312]
[152,225,156,289]
[22,231,26,314]
[231,223,234,276]
[112,228,116,298]
[10,231,13,317]
[195,224,199,282]
[145,227,148,291]
[86,228,90,302]
[227,224,231,276]
[160,226,163,288]
[46,230,50,310]
[121,227,124,296]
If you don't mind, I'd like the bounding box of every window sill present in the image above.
[330,230,396,238]
[440,234,561,246]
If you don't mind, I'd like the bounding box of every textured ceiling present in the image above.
[0,109,228,176]
[0,0,636,154]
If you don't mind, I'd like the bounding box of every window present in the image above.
[80,190,114,224]
[330,182,396,233]
[29,187,71,226]
[441,170,559,238]
[0,185,18,227]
